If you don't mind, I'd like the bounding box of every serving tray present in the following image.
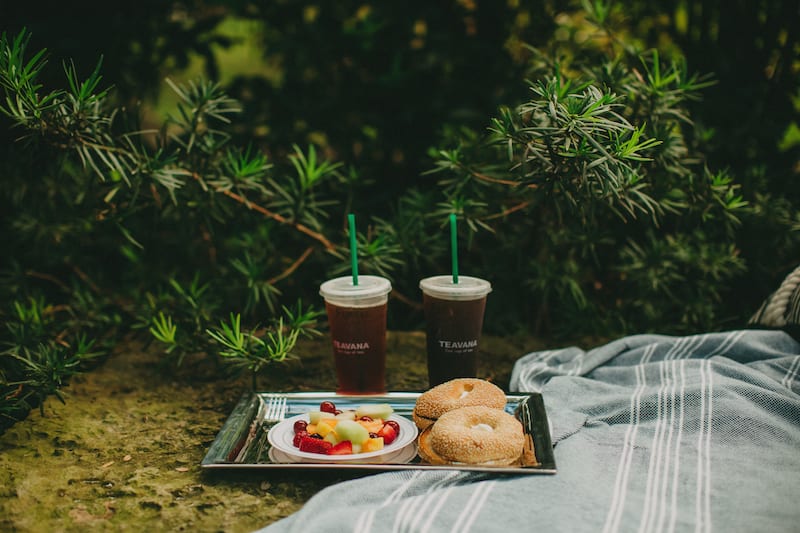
[201,391,556,474]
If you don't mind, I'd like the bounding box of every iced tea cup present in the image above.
[320,275,392,394]
[419,275,492,387]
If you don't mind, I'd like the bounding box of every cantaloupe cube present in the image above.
[362,437,384,453]
[359,419,384,434]
[316,420,336,437]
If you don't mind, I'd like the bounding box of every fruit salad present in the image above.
[292,401,401,456]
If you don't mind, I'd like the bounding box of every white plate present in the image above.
[268,413,418,461]
[269,440,419,465]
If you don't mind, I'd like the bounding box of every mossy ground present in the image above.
[0,331,565,532]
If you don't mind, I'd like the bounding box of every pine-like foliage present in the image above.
[1,0,798,431]
[0,29,397,429]
[391,12,756,338]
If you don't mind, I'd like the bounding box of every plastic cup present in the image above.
[419,275,492,387]
[319,275,392,394]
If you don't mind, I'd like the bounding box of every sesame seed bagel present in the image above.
[412,378,507,430]
[417,406,524,465]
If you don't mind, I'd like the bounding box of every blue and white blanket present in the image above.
[257,330,800,533]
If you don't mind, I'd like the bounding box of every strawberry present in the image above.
[327,440,353,455]
[292,430,308,447]
[377,422,398,445]
[298,435,333,454]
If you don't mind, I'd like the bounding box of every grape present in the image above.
[319,401,337,414]
[293,420,308,434]
[384,420,400,433]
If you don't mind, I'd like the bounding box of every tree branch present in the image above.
[460,163,538,189]
[268,247,314,285]
[192,172,336,251]
[484,200,532,220]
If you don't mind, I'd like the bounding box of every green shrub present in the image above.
[1,1,797,430]
[0,30,339,429]
[393,50,747,336]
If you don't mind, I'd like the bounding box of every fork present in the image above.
[261,394,288,423]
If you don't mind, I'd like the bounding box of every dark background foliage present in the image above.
[1,0,798,428]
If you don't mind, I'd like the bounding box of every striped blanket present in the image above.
[256,329,800,533]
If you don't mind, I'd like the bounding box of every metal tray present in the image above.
[201,391,556,474]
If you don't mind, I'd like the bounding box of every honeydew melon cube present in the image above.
[308,411,336,424]
[335,410,357,420]
[334,419,369,445]
[355,403,393,421]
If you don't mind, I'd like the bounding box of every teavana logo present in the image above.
[439,340,478,349]
[334,341,370,350]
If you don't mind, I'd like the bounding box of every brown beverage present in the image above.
[419,275,492,387]
[326,300,388,394]
[320,275,392,394]
[423,295,487,386]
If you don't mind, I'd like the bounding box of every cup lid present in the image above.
[320,275,392,302]
[419,275,492,300]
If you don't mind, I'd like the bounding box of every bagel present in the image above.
[417,406,524,465]
[413,378,506,430]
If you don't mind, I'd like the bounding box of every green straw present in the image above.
[450,213,459,284]
[348,213,359,286]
